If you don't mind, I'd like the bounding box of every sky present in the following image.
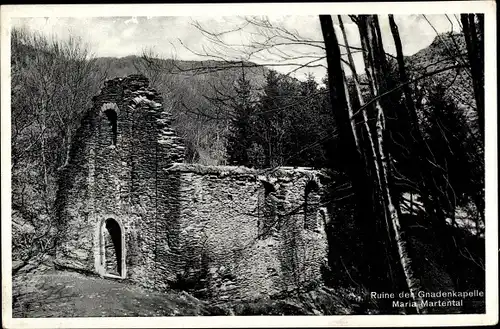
[11,14,460,81]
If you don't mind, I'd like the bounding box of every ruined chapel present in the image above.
[55,74,330,300]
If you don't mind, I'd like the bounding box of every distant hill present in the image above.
[94,32,475,122]
[94,55,269,104]
[405,32,477,126]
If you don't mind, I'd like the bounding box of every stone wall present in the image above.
[158,164,330,301]
[55,74,330,301]
[55,75,185,284]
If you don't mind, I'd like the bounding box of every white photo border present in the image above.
[1,1,497,327]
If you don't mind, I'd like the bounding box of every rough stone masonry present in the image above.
[55,74,330,301]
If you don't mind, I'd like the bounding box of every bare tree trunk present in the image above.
[320,14,389,299]
[359,15,426,314]
[319,15,361,173]
[338,16,382,186]
[321,22,362,157]
[388,15,417,133]
[319,15,374,211]
[388,14,451,229]
[338,15,392,244]
[342,69,361,154]
[461,14,484,138]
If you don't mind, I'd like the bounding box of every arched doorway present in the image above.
[99,218,126,278]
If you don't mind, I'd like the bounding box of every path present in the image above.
[12,271,218,318]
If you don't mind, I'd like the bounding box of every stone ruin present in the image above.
[55,74,330,301]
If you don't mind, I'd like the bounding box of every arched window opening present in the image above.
[304,180,320,231]
[104,109,118,146]
[101,218,123,277]
[258,181,277,239]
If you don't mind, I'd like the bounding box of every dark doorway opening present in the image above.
[103,218,122,276]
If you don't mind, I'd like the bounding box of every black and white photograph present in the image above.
[1,2,497,328]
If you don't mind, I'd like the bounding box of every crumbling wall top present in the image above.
[103,74,151,92]
[164,163,328,187]
[92,74,163,109]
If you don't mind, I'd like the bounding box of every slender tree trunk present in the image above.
[461,14,484,138]
[388,14,449,228]
[319,15,369,196]
[338,15,391,243]
[319,15,377,220]
[338,16,382,186]
[342,69,362,154]
[359,15,426,314]
[388,15,416,132]
[320,14,392,299]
